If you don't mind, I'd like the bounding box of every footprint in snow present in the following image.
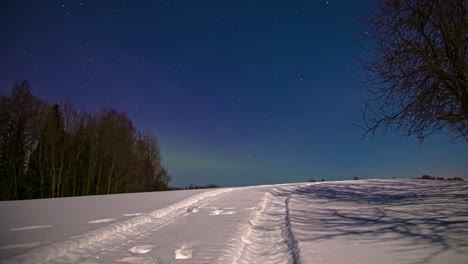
[88,218,117,224]
[174,242,193,260]
[128,245,155,254]
[186,207,199,213]
[209,208,237,216]
[209,209,223,215]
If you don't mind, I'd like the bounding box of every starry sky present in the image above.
[1,0,467,187]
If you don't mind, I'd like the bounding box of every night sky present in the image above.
[1,0,467,187]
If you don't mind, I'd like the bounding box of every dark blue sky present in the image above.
[1,0,466,187]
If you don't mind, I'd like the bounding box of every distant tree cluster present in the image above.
[418,175,464,181]
[307,178,325,183]
[0,81,170,200]
[167,184,220,191]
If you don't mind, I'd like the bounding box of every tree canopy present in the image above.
[360,0,467,142]
[0,81,171,200]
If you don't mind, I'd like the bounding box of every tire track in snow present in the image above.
[1,188,233,264]
[220,184,309,264]
[284,195,300,264]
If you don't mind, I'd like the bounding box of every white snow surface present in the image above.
[1,179,467,264]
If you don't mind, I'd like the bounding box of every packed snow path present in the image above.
[0,188,213,260]
[1,179,468,264]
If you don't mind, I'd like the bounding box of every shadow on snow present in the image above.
[270,180,468,263]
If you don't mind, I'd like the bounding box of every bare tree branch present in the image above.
[359,0,468,142]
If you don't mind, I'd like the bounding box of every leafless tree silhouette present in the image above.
[360,0,467,142]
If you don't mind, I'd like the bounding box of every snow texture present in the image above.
[87,218,116,224]
[9,225,52,232]
[1,188,232,264]
[0,187,212,258]
[1,179,467,264]
[127,245,154,254]
[174,242,192,260]
[123,213,144,217]
[0,242,45,250]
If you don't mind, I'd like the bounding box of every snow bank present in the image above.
[2,179,467,264]
[221,180,468,264]
[1,188,232,264]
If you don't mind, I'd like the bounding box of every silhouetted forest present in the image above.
[418,175,464,181]
[0,81,171,200]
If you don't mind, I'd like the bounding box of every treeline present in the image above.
[167,184,220,191]
[418,175,464,181]
[307,178,325,182]
[0,81,170,200]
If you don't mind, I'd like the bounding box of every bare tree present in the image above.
[1,81,171,200]
[360,0,467,142]
[0,81,48,199]
[133,130,171,192]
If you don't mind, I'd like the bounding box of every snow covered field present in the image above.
[1,179,467,264]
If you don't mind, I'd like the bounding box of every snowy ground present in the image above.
[1,179,467,264]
